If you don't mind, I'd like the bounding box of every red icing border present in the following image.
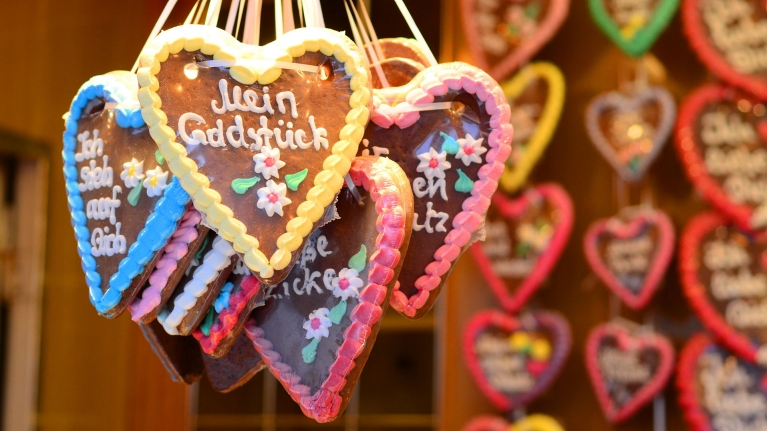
[675,84,762,232]
[463,309,572,411]
[679,211,764,362]
[245,156,411,423]
[583,209,675,310]
[470,183,573,313]
[585,323,675,423]
[677,333,725,431]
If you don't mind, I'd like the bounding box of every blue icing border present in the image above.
[62,73,190,314]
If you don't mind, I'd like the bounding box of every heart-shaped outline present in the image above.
[682,0,767,99]
[500,62,566,194]
[589,0,679,57]
[471,183,573,313]
[63,73,191,315]
[583,208,675,310]
[585,323,675,423]
[463,309,572,411]
[137,24,371,281]
[675,84,767,232]
[245,156,413,423]
[462,414,565,431]
[368,62,513,319]
[679,211,767,363]
[460,0,570,81]
[585,86,676,183]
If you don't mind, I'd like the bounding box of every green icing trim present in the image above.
[155,150,165,165]
[302,338,320,364]
[195,236,210,260]
[440,132,459,155]
[127,182,143,206]
[200,307,216,337]
[329,300,347,325]
[348,245,367,272]
[231,176,260,194]
[285,168,309,191]
[588,0,679,57]
[455,169,474,193]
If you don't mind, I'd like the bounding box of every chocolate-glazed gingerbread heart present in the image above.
[246,156,413,423]
[676,85,767,232]
[463,309,571,411]
[362,62,513,319]
[584,208,674,310]
[585,323,674,423]
[202,331,265,393]
[63,72,191,317]
[140,320,204,384]
[471,183,573,313]
[585,86,676,183]
[137,25,371,285]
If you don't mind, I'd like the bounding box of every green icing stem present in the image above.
[155,150,165,165]
[348,245,367,272]
[302,338,320,364]
[285,168,309,191]
[127,182,143,206]
[329,300,347,325]
[195,235,210,260]
[455,169,474,193]
[231,176,261,194]
[200,307,216,337]
[440,132,459,155]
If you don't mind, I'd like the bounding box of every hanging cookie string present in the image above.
[358,0,386,66]
[130,0,179,73]
[348,0,390,88]
[393,0,438,67]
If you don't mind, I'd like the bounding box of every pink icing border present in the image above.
[129,207,202,321]
[460,0,570,81]
[583,209,675,310]
[585,323,675,423]
[470,183,573,313]
[463,309,572,411]
[378,63,513,318]
[461,415,509,431]
[192,275,261,355]
[245,157,411,423]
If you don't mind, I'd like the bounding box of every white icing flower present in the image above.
[256,180,292,217]
[143,166,169,197]
[303,308,332,340]
[456,134,487,166]
[416,147,451,179]
[253,146,286,179]
[330,268,363,301]
[120,158,145,188]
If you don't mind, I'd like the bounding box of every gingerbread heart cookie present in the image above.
[590,0,679,57]
[202,331,265,393]
[462,414,565,431]
[246,156,413,422]
[137,24,371,284]
[140,320,204,384]
[683,0,767,99]
[585,323,674,423]
[461,0,570,80]
[500,62,565,193]
[584,208,674,310]
[63,72,191,316]
[680,211,767,364]
[676,84,767,232]
[367,38,428,89]
[471,183,573,312]
[362,62,513,319]
[586,86,676,183]
[463,309,572,411]
[678,333,767,430]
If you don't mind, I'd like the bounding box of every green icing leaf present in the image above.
[329,300,347,325]
[440,132,459,155]
[348,245,367,272]
[155,150,165,165]
[302,338,320,364]
[127,182,143,206]
[231,176,260,194]
[285,168,309,191]
[455,169,474,193]
[200,307,216,337]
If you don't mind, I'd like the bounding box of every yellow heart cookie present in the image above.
[509,414,565,431]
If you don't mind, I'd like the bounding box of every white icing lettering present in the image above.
[90,222,127,257]
[78,156,113,192]
[85,185,122,225]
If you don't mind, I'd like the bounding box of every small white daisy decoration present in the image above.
[256,180,292,217]
[303,308,332,340]
[253,146,286,179]
[143,166,169,197]
[416,147,451,179]
[120,158,145,188]
[330,268,363,301]
[456,134,487,166]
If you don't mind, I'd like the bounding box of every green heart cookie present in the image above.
[589,0,679,57]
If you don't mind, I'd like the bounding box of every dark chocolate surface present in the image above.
[203,332,265,393]
[140,320,204,384]
[596,219,658,295]
[597,334,660,408]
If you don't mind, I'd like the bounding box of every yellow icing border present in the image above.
[136,25,371,279]
[509,414,565,431]
[499,62,565,194]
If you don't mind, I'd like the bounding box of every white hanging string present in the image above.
[348,0,389,87]
[343,1,365,51]
[313,0,325,27]
[195,59,319,73]
[193,0,208,24]
[225,0,241,34]
[283,0,295,32]
[301,0,315,28]
[234,0,247,39]
[358,0,386,64]
[393,0,437,67]
[184,0,200,25]
[243,0,263,45]
[204,0,223,26]
[376,102,453,115]
[130,0,179,73]
[297,0,304,27]
[275,0,284,38]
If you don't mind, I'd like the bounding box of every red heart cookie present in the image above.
[584,207,675,310]
[246,156,413,422]
[683,0,767,99]
[471,183,573,312]
[680,211,767,364]
[463,309,572,411]
[362,62,513,319]
[202,331,265,393]
[137,24,371,284]
[585,323,674,423]
[676,84,767,232]
[678,333,767,431]
[461,0,570,81]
